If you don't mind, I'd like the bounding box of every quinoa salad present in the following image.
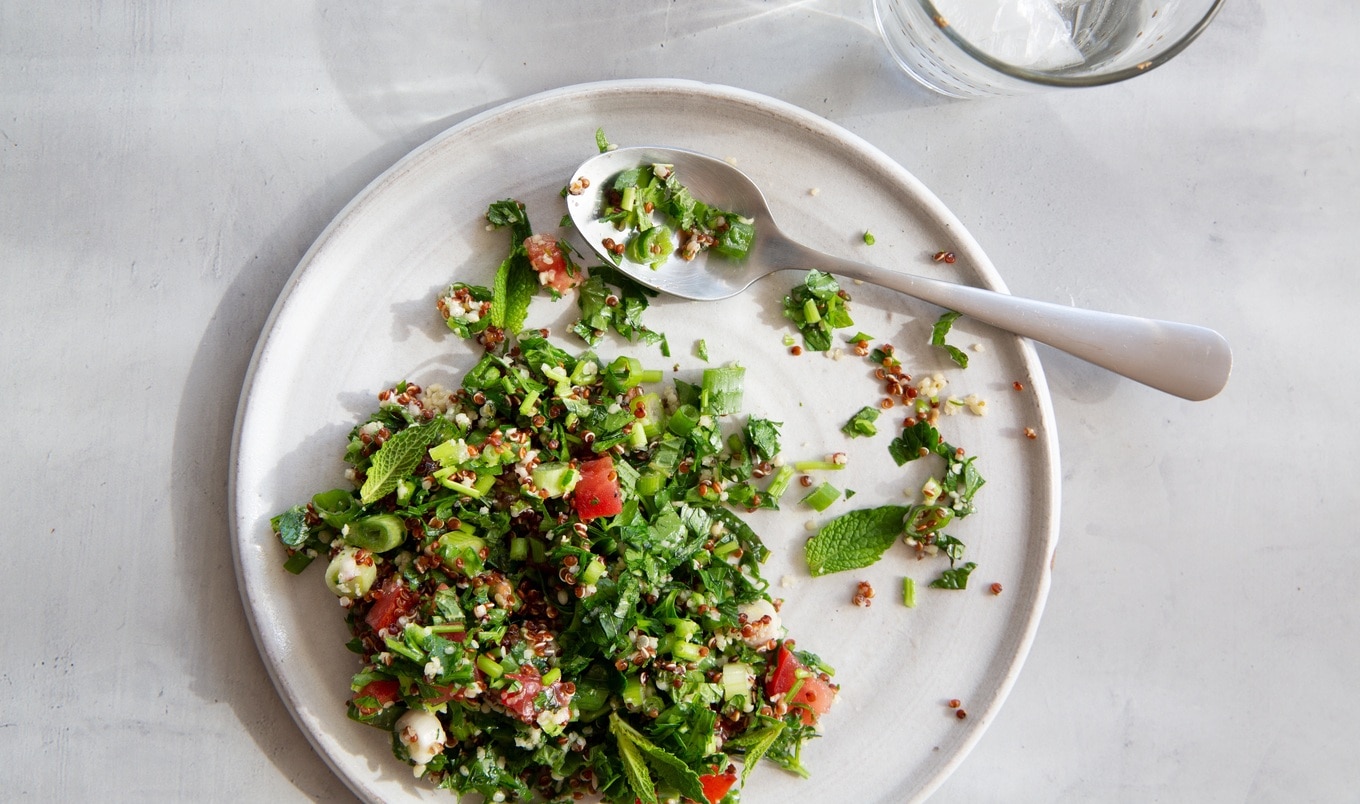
[269,137,987,804]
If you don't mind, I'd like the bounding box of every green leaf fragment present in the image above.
[804,505,911,576]
[841,406,880,438]
[359,421,440,504]
[274,505,308,547]
[930,310,969,368]
[609,713,706,804]
[930,561,977,589]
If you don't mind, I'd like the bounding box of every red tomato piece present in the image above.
[765,643,835,726]
[572,455,623,521]
[524,234,580,293]
[764,643,799,698]
[789,675,835,725]
[364,577,419,635]
[499,669,545,723]
[698,766,738,804]
[353,679,401,716]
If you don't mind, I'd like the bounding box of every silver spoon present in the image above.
[566,146,1231,401]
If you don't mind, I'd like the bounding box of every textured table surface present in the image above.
[3,2,1356,800]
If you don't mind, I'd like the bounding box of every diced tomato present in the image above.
[572,455,623,521]
[764,643,799,698]
[765,643,835,726]
[352,679,401,716]
[698,766,738,804]
[789,675,835,725]
[364,577,419,634]
[498,669,545,723]
[524,234,580,294]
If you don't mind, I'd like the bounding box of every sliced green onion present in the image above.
[344,514,406,553]
[801,482,841,512]
[579,556,607,586]
[701,365,745,416]
[477,653,505,679]
[384,637,424,663]
[667,404,700,437]
[902,577,917,608]
[764,464,795,501]
[311,489,360,527]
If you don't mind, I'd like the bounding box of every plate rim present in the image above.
[229,77,1062,803]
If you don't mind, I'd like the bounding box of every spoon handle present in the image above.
[774,243,1232,401]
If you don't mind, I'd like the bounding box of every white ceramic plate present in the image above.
[231,79,1060,803]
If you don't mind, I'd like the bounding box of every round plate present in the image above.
[231,79,1060,804]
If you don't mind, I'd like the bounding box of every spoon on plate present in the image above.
[565,146,1232,401]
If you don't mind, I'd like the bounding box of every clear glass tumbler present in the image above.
[874,0,1226,98]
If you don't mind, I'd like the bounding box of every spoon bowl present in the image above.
[566,146,1232,401]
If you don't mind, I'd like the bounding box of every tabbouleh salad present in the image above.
[270,135,986,804]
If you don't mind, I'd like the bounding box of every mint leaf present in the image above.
[930,310,969,368]
[805,505,911,576]
[727,718,785,785]
[359,422,438,504]
[274,505,308,547]
[610,714,657,804]
[486,199,536,333]
[609,713,705,803]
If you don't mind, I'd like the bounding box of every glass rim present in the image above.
[914,0,1227,88]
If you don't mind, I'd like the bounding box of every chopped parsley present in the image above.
[782,269,854,351]
[930,310,969,368]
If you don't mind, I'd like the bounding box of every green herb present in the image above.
[804,505,911,576]
[273,506,308,548]
[743,418,782,463]
[610,713,707,804]
[595,127,612,153]
[358,421,444,504]
[598,163,755,266]
[930,561,977,589]
[438,282,494,338]
[888,421,985,518]
[783,270,854,351]
[930,310,969,368]
[841,406,880,438]
[571,265,665,351]
[696,338,709,362]
[273,331,838,802]
[486,199,538,334]
[862,230,876,245]
[729,718,785,784]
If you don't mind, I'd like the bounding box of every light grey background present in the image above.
[3,1,1354,800]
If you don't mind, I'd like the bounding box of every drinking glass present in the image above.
[874,0,1226,98]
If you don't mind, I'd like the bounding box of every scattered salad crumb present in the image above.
[990,582,1003,595]
[852,580,875,607]
[932,250,956,264]
[862,231,876,246]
